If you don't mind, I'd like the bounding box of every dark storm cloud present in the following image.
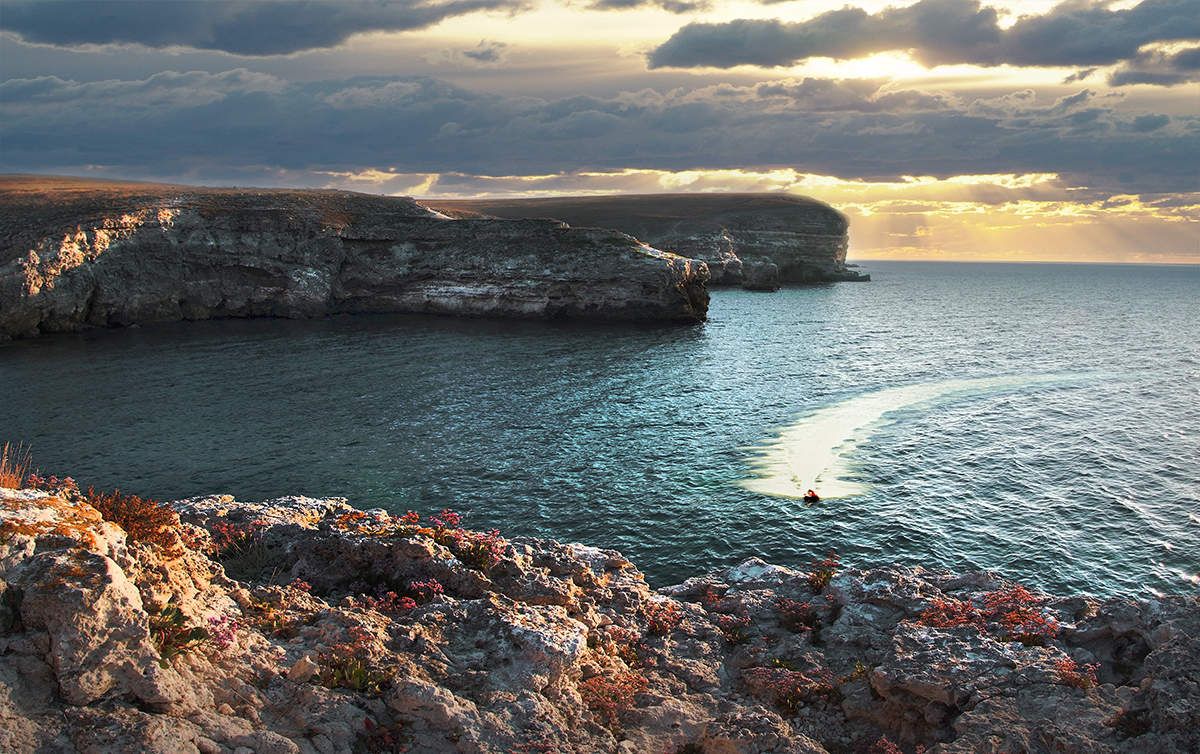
[0,0,528,55]
[648,0,1200,72]
[1,69,1195,193]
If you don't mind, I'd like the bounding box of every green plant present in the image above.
[150,605,209,667]
[807,551,839,593]
[313,628,390,696]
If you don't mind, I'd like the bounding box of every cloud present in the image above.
[1107,43,1200,86]
[0,0,529,56]
[428,39,510,67]
[587,0,709,13]
[1,69,1196,194]
[648,0,1200,74]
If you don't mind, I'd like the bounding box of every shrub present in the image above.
[1055,657,1099,689]
[807,551,839,593]
[87,487,182,555]
[578,670,647,729]
[150,605,209,667]
[0,442,32,489]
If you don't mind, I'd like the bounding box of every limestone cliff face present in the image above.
[0,177,709,340]
[428,193,869,290]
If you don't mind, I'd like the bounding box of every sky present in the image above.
[1,0,1197,262]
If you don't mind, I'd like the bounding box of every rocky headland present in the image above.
[0,176,709,341]
[2,480,1195,754]
[428,194,869,291]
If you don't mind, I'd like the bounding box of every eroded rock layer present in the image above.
[428,193,869,290]
[1,485,1195,754]
[0,176,709,340]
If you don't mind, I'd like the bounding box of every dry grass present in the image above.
[0,442,33,489]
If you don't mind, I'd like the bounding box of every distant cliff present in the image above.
[428,193,868,290]
[0,176,709,340]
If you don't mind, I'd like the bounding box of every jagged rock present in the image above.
[2,484,1196,753]
[0,176,709,341]
[428,193,870,287]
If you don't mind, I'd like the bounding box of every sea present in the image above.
[4,261,1198,596]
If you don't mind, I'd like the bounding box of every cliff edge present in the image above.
[427,193,868,291]
[0,176,709,341]
[1,482,1195,754]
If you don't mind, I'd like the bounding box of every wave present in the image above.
[739,372,1091,500]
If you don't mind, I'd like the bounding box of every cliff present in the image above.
[1,482,1195,754]
[427,194,869,291]
[0,176,709,341]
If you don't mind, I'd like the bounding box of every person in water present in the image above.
[805,489,820,500]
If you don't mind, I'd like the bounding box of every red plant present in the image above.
[578,671,647,728]
[714,611,752,645]
[1055,657,1099,689]
[981,585,1059,646]
[355,591,419,615]
[408,578,444,604]
[742,666,839,714]
[25,473,78,494]
[210,519,266,558]
[776,597,821,630]
[918,597,984,629]
[807,551,839,592]
[642,600,683,635]
[870,736,904,754]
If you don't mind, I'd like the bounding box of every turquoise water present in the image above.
[3,261,1198,595]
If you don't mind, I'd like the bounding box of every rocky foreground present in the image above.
[0,176,709,340]
[1,484,1196,754]
[428,194,868,290]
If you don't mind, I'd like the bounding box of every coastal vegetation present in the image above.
[0,458,1196,753]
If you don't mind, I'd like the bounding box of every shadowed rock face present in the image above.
[0,176,709,340]
[427,193,868,289]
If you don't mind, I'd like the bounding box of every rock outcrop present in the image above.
[0,176,709,340]
[428,194,869,289]
[2,482,1195,753]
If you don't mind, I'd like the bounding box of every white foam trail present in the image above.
[739,373,1082,500]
